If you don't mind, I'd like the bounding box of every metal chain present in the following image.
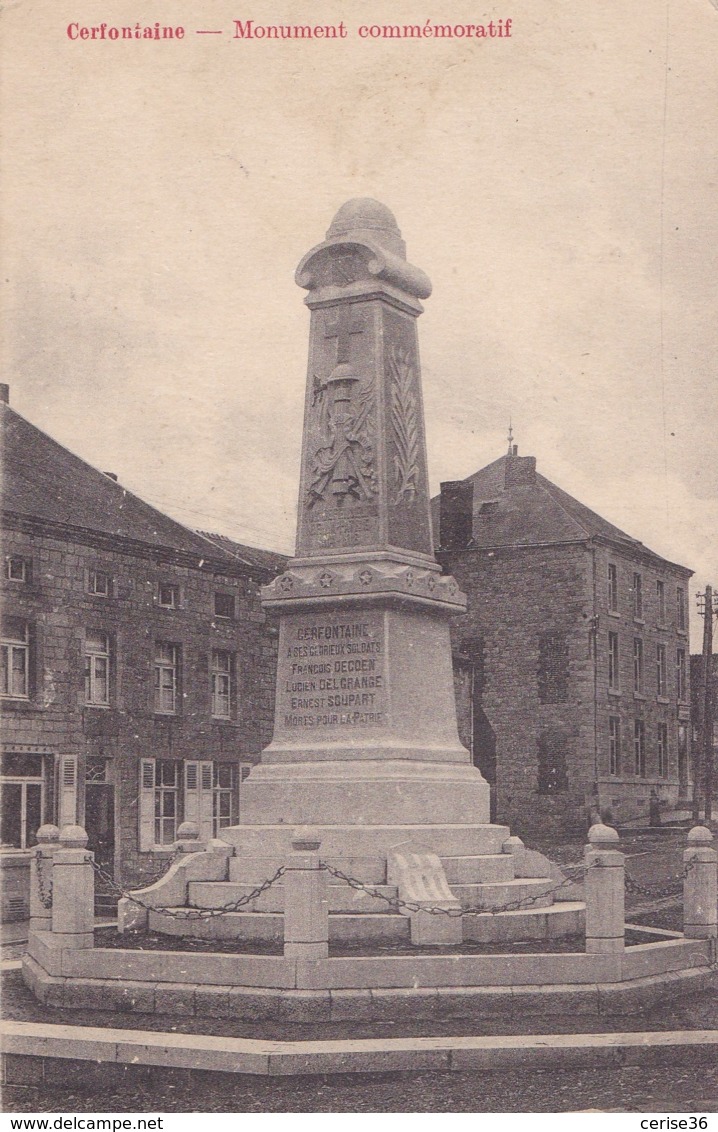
[34,850,53,910]
[321,860,592,918]
[90,857,287,920]
[624,860,693,901]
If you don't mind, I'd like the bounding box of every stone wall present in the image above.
[442,539,692,837]
[444,542,594,838]
[0,524,280,887]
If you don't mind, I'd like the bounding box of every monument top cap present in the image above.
[327,198,405,257]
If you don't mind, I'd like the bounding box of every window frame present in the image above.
[5,556,30,583]
[607,563,618,613]
[632,636,644,694]
[676,647,687,702]
[154,758,179,846]
[632,572,643,620]
[657,722,669,778]
[212,762,238,836]
[84,630,111,706]
[608,631,620,691]
[1,618,30,700]
[676,587,686,632]
[656,579,666,624]
[656,643,667,698]
[634,719,646,778]
[154,641,180,715]
[211,648,233,719]
[213,591,235,620]
[158,582,180,610]
[609,716,621,776]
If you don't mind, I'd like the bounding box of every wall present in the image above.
[442,542,595,838]
[1,524,280,887]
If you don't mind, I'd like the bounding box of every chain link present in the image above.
[90,857,287,920]
[34,850,53,910]
[624,860,693,901]
[321,860,592,918]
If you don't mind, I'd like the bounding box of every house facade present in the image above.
[435,449,693,837]
[0,392,285,900]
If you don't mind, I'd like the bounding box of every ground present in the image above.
[3,826,716,1113]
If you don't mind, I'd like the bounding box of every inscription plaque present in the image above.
[276,611,387,736]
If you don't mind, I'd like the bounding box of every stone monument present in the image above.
[234,198,491,857]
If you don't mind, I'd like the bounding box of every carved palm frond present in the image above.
[389,346,420,505]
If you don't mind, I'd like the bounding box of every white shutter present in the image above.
[199,761,213,841]
[58,755,77,827]
[139,759,155,851]
[184,760,199,826]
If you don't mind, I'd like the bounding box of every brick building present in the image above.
[435,448,693,836]
[0,392,285,896]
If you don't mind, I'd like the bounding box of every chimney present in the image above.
[504,454,536,489]
[439,481,474,550]
[0,384,9,404]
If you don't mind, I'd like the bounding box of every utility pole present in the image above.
[696,586,716,823]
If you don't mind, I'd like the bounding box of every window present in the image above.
[1,617,29,699]
[607,564,618,613]
[657,643,667,697]
[84,631,110,705]
[608,631,620,691]
[632,572,643,619]
[158,583,179,609]
[154,759,178,845]
[214,592,235,619]
[5,556,30,583]
[212,763,238,836]
[211,649,232,718]
[0,752,44,851]
[676,587,686,631]
[657,722,669,778]
[154,642,179,714]
[676,648,687,701]
[537,632,569,704]
[634,720,646,777]
[633,637,644,694]
[88,569,111,597]
[656,580,666,624]
[609,716,621,775]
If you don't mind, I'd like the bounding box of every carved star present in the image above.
[279,575,294,592]
[358,569,373,587]
[319,572,333,589]
[427,574,436,591]
[405,570,415,587]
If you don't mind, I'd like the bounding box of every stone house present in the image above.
[434,448,693,836]
[0,390,285,902]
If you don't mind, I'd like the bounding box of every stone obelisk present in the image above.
[239,199,489,848]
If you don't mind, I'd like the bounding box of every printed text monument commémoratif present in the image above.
[66,19,513,41]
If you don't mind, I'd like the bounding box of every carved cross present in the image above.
[324,308,366,366]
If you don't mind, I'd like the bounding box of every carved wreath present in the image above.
[389,346,420,505]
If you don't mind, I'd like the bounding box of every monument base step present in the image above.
[148,908,410,944]
[219,823,511,860]
[187,881,399,915]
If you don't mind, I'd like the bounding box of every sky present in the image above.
[2,0,717,640]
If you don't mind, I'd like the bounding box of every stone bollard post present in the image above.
[283,828,329,960]
[174,821,207,855]
[50,825,95,950]
[584,822,624,954]
[29,824,60,935]
[683,826,718,939]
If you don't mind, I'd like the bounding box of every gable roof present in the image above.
[0,402,280,575]
[431,453,691,573]
[196,531,287,576]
